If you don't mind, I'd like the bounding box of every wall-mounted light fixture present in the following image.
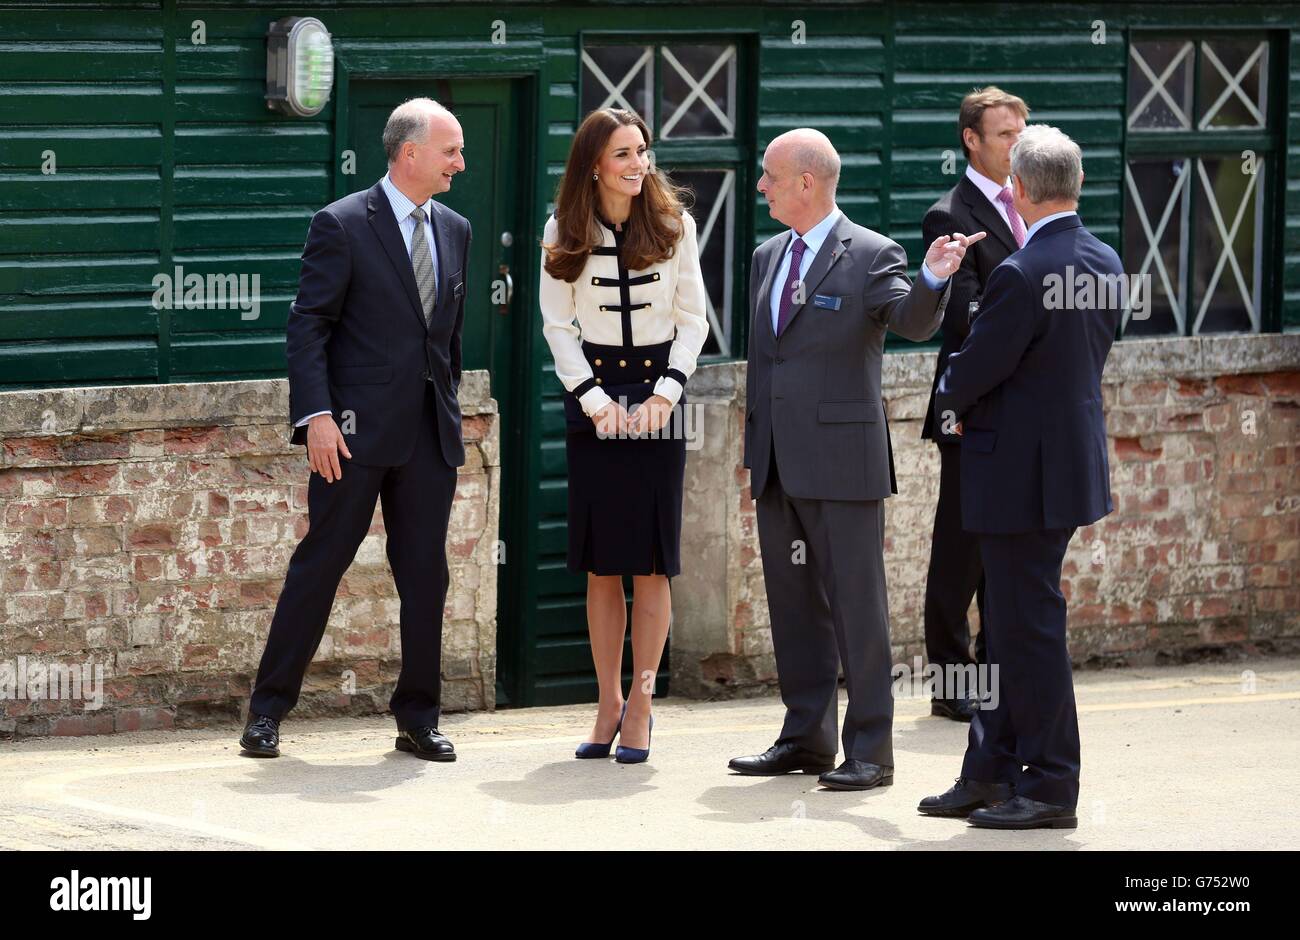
[265,16,334,117]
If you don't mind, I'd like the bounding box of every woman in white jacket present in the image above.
[539,108,708,764]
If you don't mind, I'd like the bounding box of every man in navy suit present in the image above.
[240,98,471,762]
[919,87,1028,722]
[919,125,1123,828]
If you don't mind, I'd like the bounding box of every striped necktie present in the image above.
[409,206,437,326]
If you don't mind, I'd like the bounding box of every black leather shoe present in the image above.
[395,726,457,762]
[239,713,280,758]
[930,697,977,722]
[818,759,893,791]
[728,742,836,776]
[918,777,1012,817]
[968,794,1077,829]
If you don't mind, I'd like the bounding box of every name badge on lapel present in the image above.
[813,293,842,311]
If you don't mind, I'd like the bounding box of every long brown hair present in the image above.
[543,108,689,283]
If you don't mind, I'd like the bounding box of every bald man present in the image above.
[240,98,471,762]
[730,128,985,790]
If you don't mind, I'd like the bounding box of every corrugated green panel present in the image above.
[0,170,161,210]
[532,637,601,674]
[536,564,586,599]
[0,125,163,168]
[335,41,545,75]
[175,80,331,122]
[0,299,156,341]
[758,76,884,114]
[172,250,302,289]
[891,187,1118,227]
[0,211,161,252]
[893,34,1126,71]
[757,114,883,152]
[892,72,1122,109]
[889,147,1121,187]
[538,438,566,478]
[0,41,163,81]
[171,208,313,249]
[0,12,167,384]
[892,109,1122,148]
[174,40,262,79]
[0,339,158,387]
[759,35,885,75]
[169,332,288,374]
[173,166,330,206]
[0,84,164,123]
[174,124,330,164]
[536,520,568,557]
[0,11,163,41]
[167,295,291,334]
[0,255,159,295]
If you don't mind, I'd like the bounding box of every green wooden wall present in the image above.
[1,0,1296,705]
[1,1,1295,391]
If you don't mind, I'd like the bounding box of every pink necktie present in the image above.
[997,187,1026,248]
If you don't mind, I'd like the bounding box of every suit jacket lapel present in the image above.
[430,200,454,319]
[367,181,428,331]
[779,214,851,337]
[757,232,789,341]
[959,175,1018,255]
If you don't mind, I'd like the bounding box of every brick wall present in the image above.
[0,373,499,737]
[672,334,1300,697]
[5,335,1297,734]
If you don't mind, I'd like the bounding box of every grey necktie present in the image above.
[409,206,437,326]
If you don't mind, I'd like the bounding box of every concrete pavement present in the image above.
[1,657,1297,850]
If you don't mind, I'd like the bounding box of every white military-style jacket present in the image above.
[539,209,709,416]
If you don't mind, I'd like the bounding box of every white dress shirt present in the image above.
[539,210,710,416]
[769,206,947,327]
[965,164,1018,235]
[296,173,437,428]
[1024,210,1078,245]
[768,206,843,333]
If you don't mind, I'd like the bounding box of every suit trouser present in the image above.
[960,526,1080,808]
[756,445,894,766]
[250,384,458,730]
[923,442,987,672]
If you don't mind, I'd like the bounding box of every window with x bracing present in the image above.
[580,37,751,358]
[1121,33,1284,337]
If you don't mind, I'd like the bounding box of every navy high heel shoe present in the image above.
[614,709,654,764]
[575,703,625,759]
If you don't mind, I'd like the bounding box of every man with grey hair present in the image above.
[241,97,472,763]
[921,124,1122,828]
[730,127,986,790]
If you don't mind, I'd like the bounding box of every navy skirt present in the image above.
[563,340,686,577]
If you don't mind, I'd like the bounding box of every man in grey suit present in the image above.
[728,128,985,790]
